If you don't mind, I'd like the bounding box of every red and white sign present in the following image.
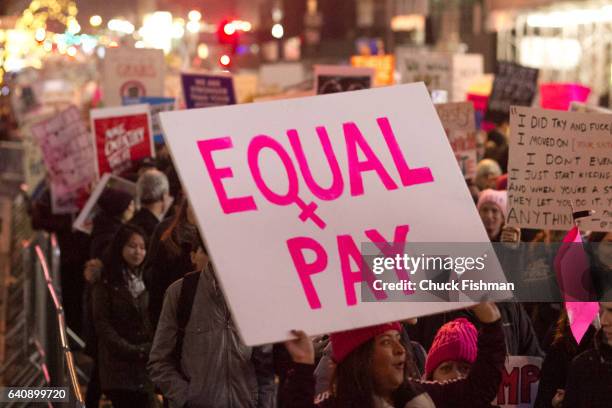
[90,104,154,177]
[160,84,505,345]
[495,356,543,407]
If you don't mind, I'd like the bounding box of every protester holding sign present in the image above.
[563,302,612,408]
[282,302,504,408]
[131,169,171,241]
[148,234,275,408]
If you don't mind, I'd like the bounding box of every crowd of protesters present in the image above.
[26,112,612,408]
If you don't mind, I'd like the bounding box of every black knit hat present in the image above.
[98,187,133,217]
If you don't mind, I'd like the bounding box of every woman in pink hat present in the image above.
[282,302,505,407]
[477,189,508,242]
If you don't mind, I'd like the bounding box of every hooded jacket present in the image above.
[148,269,275,408]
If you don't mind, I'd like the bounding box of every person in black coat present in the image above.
[563,302,612,408]
[130,169,171,241]
[144,197,198,328]
[534,309,596,408]
[92,224,155,408]
[84,187,134,408]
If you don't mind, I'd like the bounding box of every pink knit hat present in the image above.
[425,318,478,379]
[477,189,508,220]
[331,322,402,364]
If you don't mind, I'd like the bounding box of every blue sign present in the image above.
[181,73,236,109]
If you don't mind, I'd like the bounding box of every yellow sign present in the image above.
[350,55,395,86]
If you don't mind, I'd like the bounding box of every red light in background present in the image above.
[219,54,231,66]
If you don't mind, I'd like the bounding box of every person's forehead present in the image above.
[377,330,401,338]
[480,202,501,210]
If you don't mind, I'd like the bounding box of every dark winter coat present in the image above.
[92,277,154,393]
[130,207,160,241]
[282,320,506,408]
[563,330,612,408]
[534,326,595,408]
[144,218,195,328]
[90,212,124,259]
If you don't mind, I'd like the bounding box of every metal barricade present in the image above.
[0,194,85,407]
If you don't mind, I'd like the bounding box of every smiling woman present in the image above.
[282,303,505,408]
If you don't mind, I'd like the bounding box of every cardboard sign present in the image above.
[73,173,136,234]
[181,72,237,109]
[435,102,477,179]
[495,356,543,407]
[102,47,165,107]
[123,96,176,144]
[508,107,612,231]
[233,73,259,103]
[314,65,375,95]
[396,49,484,102]
[30,106,97,214]
[485,62,539,124]
[160,84,505,345]
[350,55,395,86]
[90,104,155,177]
[569,101,612,114]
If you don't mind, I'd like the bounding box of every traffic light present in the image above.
[217,19,239,49]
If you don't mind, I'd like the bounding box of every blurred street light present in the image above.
[271,23,284,39]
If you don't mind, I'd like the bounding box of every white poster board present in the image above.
[259,62,305,91]
[102,47,165,107]
[435,102,477,179]
[508,107,612,231]
[495,356,543,408]
[396,49,483,102]
[73,173,136,234]
[160,84,504,345]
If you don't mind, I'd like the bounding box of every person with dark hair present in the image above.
[145,197,199,328]
[148,235,275,408]
[90,187,135,258]
[84,186,135,408]
[282,303,505,408]
[92,224,155,408]
[131,168,171,240]
[534,309,596,408]
[563,302,612,408]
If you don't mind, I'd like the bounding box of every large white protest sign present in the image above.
[508,107,612,231]
[435,102,477,179]
[160,84,505,345]
[102,47,165,107]
[396,49,483,102]
[495,356,543,408]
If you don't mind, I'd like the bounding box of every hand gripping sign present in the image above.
[160,84,505,346]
